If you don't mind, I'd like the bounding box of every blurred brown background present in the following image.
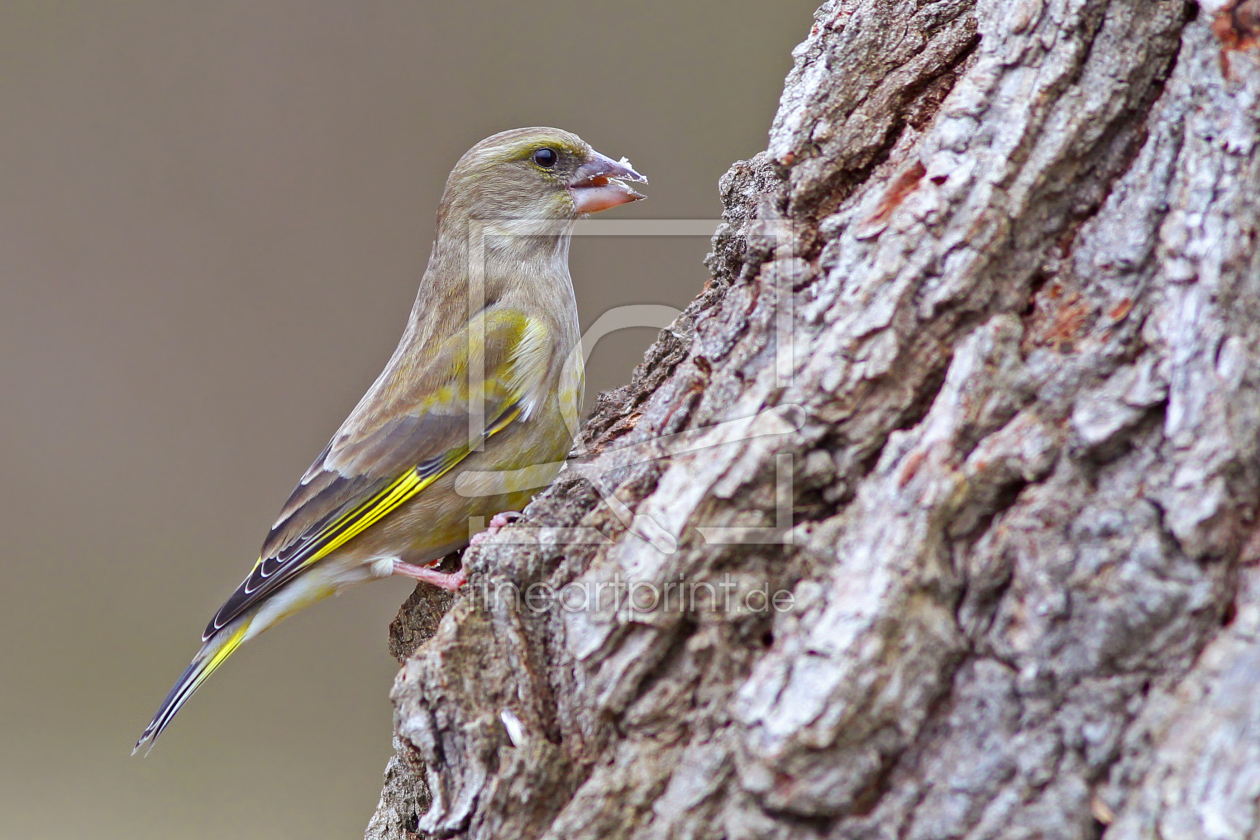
[0,2,817,837]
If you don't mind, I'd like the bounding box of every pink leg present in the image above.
[392,560,466,591]
[468,511,523,547]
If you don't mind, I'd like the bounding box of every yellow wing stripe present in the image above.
[295,404,524,573]
[306,471,424,565]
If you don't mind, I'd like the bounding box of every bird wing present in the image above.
[203,307,553,640]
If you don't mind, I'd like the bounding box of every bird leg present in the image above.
[392,511,522,591]
[391,560,467,591]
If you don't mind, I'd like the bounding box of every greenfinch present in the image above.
[135,127,646,752]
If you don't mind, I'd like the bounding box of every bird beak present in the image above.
[568,151,647,214]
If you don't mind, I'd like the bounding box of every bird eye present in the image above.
[532,148,558,168]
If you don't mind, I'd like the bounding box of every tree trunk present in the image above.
[367,0,1260,837]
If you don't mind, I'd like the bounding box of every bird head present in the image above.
[437,127,647,235]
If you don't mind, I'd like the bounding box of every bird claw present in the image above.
[468,511,523,547]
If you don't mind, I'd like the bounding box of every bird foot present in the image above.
[392,559,466,591]
[468,511,524,547]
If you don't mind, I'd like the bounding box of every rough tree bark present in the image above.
[368,0,1260,837]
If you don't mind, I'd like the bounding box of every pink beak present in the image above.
[568,151,647,214]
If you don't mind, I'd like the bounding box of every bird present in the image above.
[135,127,646,752]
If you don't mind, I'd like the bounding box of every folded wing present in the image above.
[203,308,551,639]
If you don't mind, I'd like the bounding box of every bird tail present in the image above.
[133,621,250,755]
